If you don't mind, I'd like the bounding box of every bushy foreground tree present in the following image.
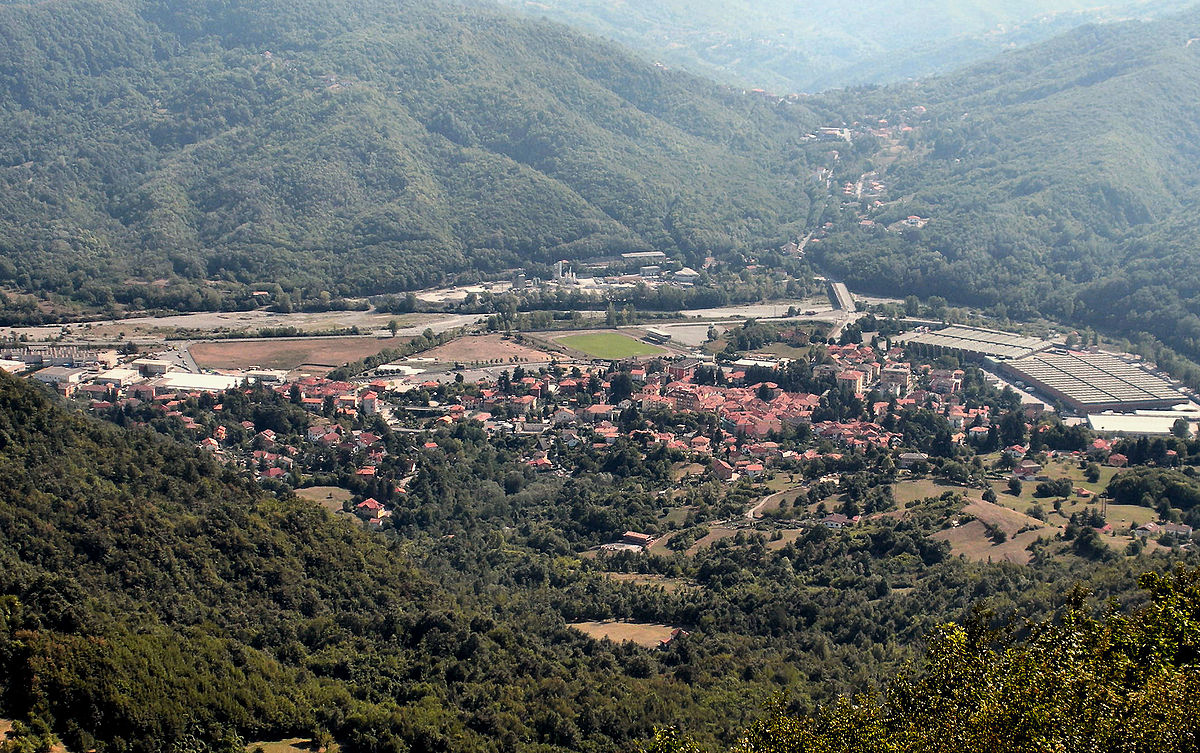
[648,566,1200,752]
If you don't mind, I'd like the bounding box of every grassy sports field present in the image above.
[556,332,663,359]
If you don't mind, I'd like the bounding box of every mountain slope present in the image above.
[0,0,820,308]
[808,9,1200,364]
[489,0,1193,92]
[0,372,726,753]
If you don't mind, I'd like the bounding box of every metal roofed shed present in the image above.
[246,369,289,383]
[33,366,90,385]
[1003,350,1185,413]
[902,325,1051,361]
[95,368,142,387]
[132,358,173,376]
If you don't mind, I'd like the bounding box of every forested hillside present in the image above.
[0,0,822,312]
[647,567,1200,752]
[0,372,742,753]
[809,8,1200,363]
[1,369,1186,752]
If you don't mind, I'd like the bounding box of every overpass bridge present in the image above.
[827,281,856,313]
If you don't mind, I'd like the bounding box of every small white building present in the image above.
[132,358,173,376]
[95,368,142,388]
[673,267,701,285]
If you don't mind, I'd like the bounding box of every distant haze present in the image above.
[490,0,1195,91]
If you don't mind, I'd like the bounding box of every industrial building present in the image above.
[902,325,1051,361]
[621,251,667,261]
[1001,350,1184,413]
[33,366,90,387]
[1087,410,1200,436]
[153,372,247,393]
[95,368,142,387]
[0,346,118,369]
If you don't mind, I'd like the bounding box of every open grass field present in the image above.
[963,498,1053,534]
[933,521,1046,564]
[765,473,804,491]
[247,738,337,753]
[766,528,806,550]
[568,620,677,648]
[686,527,738,555]
[296,486,353,514]
[600,572,692,593]
[671,462,708,481]
[982,457,1127,527]
[190,337,407,371]
[1103,504,1159,528]
[889,477,1059,564]
[978,455,1121,500]
[645,531,680,554]
[896,460,1151,534]
[931,498,1057,565]
[556,331,663,359]
[660,506,694,526]
[419,334,554,365]
[892,477,968,506]
[703,338,729,355]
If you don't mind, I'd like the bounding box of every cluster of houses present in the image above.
[60,361,400,508]
[31,329,1192,550]
[1134,521,1193,542]
[1005,437,1133,484]
[444,354,924,480]
[40,334,984,491]
[388,341,1033,485]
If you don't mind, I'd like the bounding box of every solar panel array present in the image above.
[1006,351,1182,408]
[905,325,1049,360]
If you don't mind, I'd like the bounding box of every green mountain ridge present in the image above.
[5,0,1200,372]
[0,0,820,306]
[809,8,1200,363]
[489,0,1195,92]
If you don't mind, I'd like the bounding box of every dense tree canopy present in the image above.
[649,567,1200,752]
